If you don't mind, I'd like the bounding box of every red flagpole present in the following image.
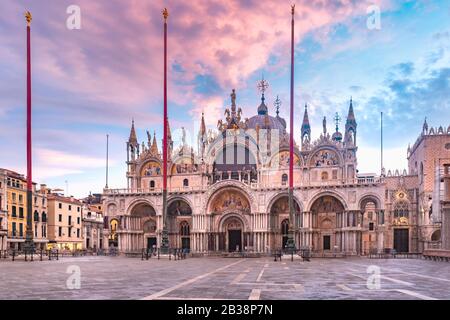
[287,4,296,254]
[161,8,169,252]
[289,5,294,191]
[25,11,35,255]
[26,14,32,192]
[163,9,168,191]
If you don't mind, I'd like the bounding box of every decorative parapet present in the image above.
[408,124,450,158]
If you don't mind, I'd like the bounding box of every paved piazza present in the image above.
[1,256,450,300]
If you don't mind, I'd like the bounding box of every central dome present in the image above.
[246,113,287,132]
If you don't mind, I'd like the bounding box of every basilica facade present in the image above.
[102,89,450,256]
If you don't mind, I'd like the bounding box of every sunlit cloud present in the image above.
[1,0,449,197]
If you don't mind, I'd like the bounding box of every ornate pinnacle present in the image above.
[162,8,169,21]
[274,95,282,116]
[25,11,32,26]
[291,4,295,15]
[334,112,341,132]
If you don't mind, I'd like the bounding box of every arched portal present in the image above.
[269,195,301,250]
[310,195,345,252]
[109,218,119,247]
[361,200,377,255]
[220,215,245,252]
[179,221,191,250]
[167,199,193,249]
[281,219,289,249]
[130,202,157,250]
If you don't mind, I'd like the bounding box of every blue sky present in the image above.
[0,0,449,197]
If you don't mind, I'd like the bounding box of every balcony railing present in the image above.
[105,186,202,195]
[105,174,384,195]
[211,170,257,185]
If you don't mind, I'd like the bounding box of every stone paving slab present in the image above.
[1,256,450,300]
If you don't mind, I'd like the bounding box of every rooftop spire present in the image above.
[151,130,158,154]
[302,103,310,129]
[274,95,282,117]
[345,97,357,145]
[423,117,428,134]
[347,97,355,121]
[128,119,138,145]
[301,103,311,147]
[200,112,206,136]
[334,112,341,132]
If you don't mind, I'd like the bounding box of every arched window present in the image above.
[150,180,155,189]
[281,174,288,185]
[180,221,190,236]
[183,179,189,187]
[321,171,329,181]
[394,200,409,218]
[42,212,47,223]
[33,210,39,222]
[281,219,289,235]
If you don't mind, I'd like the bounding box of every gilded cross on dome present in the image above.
[257,76,269,94]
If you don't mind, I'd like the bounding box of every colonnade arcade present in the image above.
[114,199,193,252]
[110,191,384,254]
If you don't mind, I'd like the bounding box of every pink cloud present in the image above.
[1,0,391,127]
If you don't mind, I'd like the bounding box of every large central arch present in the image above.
[206,187,252,252]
